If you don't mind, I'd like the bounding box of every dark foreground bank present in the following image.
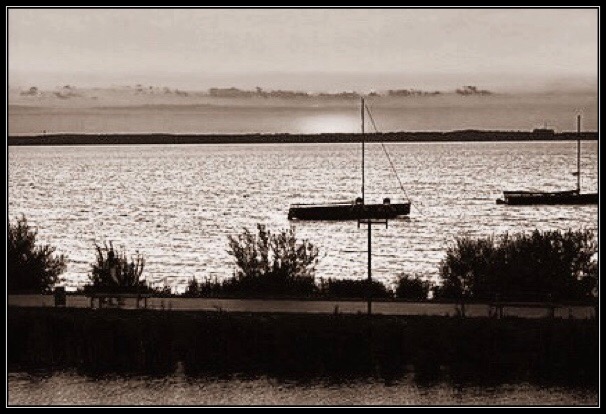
[8,308,598,388]
[7,130,597,146]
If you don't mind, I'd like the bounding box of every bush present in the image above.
[320,278,392,299]
[7,215,66,293]
[184,277,201,297]
[224,224,319,297]
[86,242,149,293]
[395,274,432,300]
[183,276,222,298]
[437,229,597,302]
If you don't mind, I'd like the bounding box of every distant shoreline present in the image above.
[7,131,598,146]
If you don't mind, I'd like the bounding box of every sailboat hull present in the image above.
[496,191,598,205]
[288,202,411,221]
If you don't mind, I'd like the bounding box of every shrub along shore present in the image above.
[8,307,598,387]
[8,216,598,304]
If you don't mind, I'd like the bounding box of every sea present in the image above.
[7,94,599,406]
[8,95,599,292]
[8,140,598,292]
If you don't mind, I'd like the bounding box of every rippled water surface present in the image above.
[8,141,598,291]
[8,372,598,406]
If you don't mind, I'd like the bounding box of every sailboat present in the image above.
[288,98,411,220]
[496,115,598,205]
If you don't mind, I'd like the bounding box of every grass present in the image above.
[8,307,598,388]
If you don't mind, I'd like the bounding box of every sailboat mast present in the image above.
[577,114,581,192]
[361,97,365,202]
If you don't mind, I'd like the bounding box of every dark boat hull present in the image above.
[496,191,598,205]
[288,203,411,221]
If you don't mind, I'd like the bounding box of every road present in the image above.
[7,295,596,319]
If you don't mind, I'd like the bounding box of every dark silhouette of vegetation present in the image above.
[435,229,598,302]
[85,242,149,293]
[19,86,38,96]
[184,276,225,297]
[456,85,492,96]
[8,308,598,387]
[184,277,201,297]
[185,275,393,299]
[8,215,66,293]
[388,89,441,96]
[184,224,393,299]
[395,274,433,300]
[319,278,392,299]
[224,224,319,297]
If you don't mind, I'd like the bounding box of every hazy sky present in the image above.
[8,8,598,91]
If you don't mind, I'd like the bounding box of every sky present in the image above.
[8,8,599,92]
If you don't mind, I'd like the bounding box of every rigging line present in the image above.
[364,104,424,215]
[363,106,406,197]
